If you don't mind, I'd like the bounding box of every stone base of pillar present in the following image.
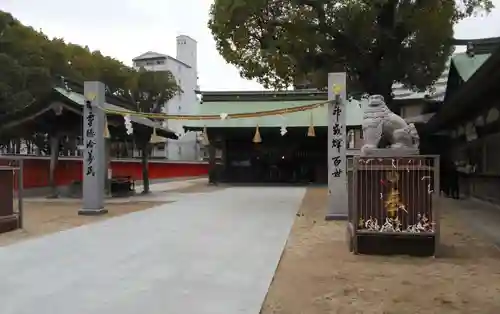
[78,208,108,216]
[0,214,19,234]
[325,214,348,221]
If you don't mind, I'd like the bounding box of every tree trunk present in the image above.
[366,83,393,104]
[139,141,150,194]
[208,144,217,185]
[48,134,60,198]
[362,74,395,112]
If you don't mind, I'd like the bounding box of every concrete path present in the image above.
[441,197,500,248]
[0,187,306,314]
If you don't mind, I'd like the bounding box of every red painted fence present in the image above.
[0,156,209,189]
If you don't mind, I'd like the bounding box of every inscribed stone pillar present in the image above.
[80,81,107,215]
[326,72,348,220]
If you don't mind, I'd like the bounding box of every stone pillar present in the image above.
[326,72,348,220]
[48,134,60,198]
[79,81,107,215]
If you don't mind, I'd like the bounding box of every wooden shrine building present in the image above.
[424,37,500,204]
[183,87,441,184]
[0,78,177,154]
[184,90,363,184]
[0,78,177,196]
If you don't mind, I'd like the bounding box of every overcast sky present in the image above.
[2,0,500,91]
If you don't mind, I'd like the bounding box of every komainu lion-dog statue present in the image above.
[361,95,419,156]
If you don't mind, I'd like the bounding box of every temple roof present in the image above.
[425,44,500,133]
[452,36,500,54]
[451,53,491,82]
[183,97,365,130]
[53,87,176,137]
[0,85,177,139]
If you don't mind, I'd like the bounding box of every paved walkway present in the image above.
[441,197,500,248]
[0,187,306,314]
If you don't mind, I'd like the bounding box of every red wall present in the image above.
[0,157,209,189]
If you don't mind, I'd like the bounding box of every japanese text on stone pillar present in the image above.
[85,100,96,177]
[331,96,343,178]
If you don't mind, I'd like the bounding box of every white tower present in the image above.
[176,35,197,71]
[132,35,201,161]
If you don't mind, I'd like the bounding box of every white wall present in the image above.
[176,35,197,72]
[164,35,199,160]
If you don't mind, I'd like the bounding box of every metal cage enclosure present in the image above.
[347,155,440,256]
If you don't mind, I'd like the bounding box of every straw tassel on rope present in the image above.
[201,126,210,146]
[253,125,262,143]
[103,117,111,139]
[149,127,166,144]
[307,111,315,137]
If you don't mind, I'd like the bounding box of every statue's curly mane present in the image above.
[367,95,386,108]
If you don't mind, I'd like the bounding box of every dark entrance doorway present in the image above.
[221,127,327,184]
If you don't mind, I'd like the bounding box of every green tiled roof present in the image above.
[184,99,364,128]
[451,53,491,82]
[53,87,176,135]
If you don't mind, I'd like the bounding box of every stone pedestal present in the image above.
[0,167,18,233]
[361,148,419,157]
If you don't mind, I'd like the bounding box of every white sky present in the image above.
[2,0,500,91]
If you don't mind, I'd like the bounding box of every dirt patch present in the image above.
[261,187,500,314]
[0,201,166,247]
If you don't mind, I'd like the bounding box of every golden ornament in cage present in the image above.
[384,188,402,217]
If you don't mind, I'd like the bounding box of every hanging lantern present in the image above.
[201,126,210,146]
[150,127,166,144]
[104,117,111,139]
[253,125,262,143]
[307,111,315,137]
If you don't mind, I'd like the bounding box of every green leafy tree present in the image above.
[1,10,134,107]
[1,10,181,195]
[121,68,181,194]
[0,53,26,114]
[209,0,494,107]
[0,12,52,112]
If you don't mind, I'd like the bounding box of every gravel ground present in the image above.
[261,187,500,314]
